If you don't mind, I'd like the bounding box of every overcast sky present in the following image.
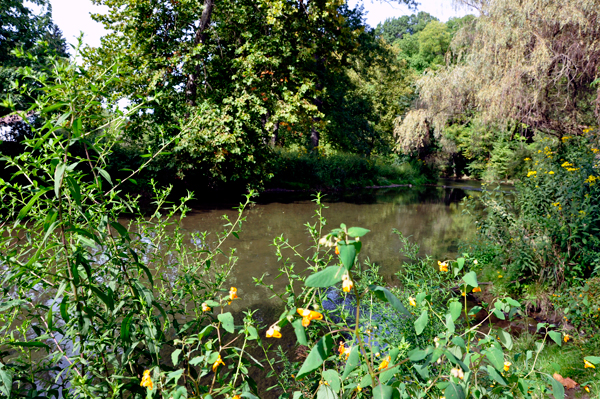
[47,0,475,51]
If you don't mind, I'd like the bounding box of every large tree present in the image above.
[0,0,68,116]
[86,0,417,187]
[395,0,600,157]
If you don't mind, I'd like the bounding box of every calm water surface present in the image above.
[180,182,481,311]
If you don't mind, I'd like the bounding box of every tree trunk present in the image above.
[185,0,214,106]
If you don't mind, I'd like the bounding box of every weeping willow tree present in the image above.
[395,0,600,155]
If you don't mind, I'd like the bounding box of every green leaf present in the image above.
[408,349,427,361]
[368,286,410,315]
[380,366,400,384]
[97,168,112,185]
[0,300,26,312]
[485,347,504,371]
[121,313,134,342]
[347,227,370,237]
[451,337,466,349]
[462,271,478,287]
[486,365,507,385]
[372,384,393,399]
[548,374,565,399]
[493,309,505,320]
[444,382,465,399]
[54,163,66,197]
[60,296,70,323]
[413,364,429,379]
[316,384,337,399]
[449,301,462,321]
[497,330,513,350]
[548,331,562,346]
[297,335,334,380]
[18,188,50,220]
[218,312,235,334]
[90,285,114,311]
[337,242,357,270]
[414,309,428,335]
[584,356,600,364]
[9,341,49,350]
[305,266,345,288]
[292,318,308,346]
[0,365,13,397]
[171,349,182,366]
[445,313,455,335]
[342,346,359,379]
[42,102,68,113]
[322,369,340,393]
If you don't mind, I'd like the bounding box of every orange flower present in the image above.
[563,334,570,342]
[229,287,239,301]
[338,342,351,360]
[233,395,241,399]
[297,308,323,327]
[584,359,595,369]
[378,356,391,370]
[503,361,511,372]
[473,287,482,293]
[409,297,416,307]
[266,325,282,338]
[335,246,340,255]
[342,273,353,292]
[140,370,153,389]
[201,302,211,312]
[212,354,225,372]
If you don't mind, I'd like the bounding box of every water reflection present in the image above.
[180,184,479,309]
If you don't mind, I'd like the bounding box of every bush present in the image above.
[463,134,600,287]
[268,148,433,190]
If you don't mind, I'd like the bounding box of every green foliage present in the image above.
[0,0,67,115]
[255,203,584,398]
[268,148,431,190]
[463,134,600,290]
[0,54,261,398]
[375,12,438,44]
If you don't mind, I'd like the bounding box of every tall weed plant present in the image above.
[0,55,260,398]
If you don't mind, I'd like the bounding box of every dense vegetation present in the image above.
[0,0,599,397]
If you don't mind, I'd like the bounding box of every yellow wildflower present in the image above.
[409,297,416,307]
[473,287,482,293]
[584,359,595,369]
[548,171,554,174]
[140,369,153,390]
[498,274,503,278]
[438,261,448,272]
[503,361,511,372]
[584,386,590,393]
[297,308,323,327]
[527,171,537,177]
[338,342,351,360]
[233,395,241,399]
[342,274,354,293]
[563,334,570,343]
[378,356,391,371]
[201,302,211,312]
[335,246,340,255]
[592,148,599,154]
[212,354,225,372]
[524,158,531,161]
[229,287,239,301]
[266,324,282,338]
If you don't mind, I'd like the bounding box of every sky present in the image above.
[47,0,475,51]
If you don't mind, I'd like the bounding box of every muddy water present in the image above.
[180,182,481,314]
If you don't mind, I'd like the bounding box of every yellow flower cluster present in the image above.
[585,175,598,184]
[338,342,351,360]
[592,148,599,154]
[140,370,153,390]
[527,170,537,177]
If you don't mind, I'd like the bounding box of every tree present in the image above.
[375,12,438,44]
[0,0,67,116]
[395,0,600,158]
[87,0,417,187]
